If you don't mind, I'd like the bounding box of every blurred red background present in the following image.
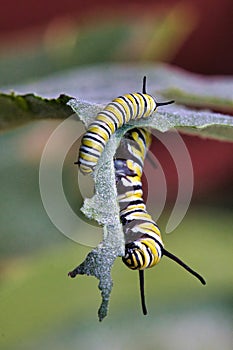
[1,0,232,74]
[0,0,232,204]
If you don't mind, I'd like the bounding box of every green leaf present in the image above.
[0,92,72,131]
[161,87,233,113]
[1,64,232,130]
[68,99,126,321]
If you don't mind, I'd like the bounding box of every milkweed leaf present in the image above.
[1,64,232,130]
[0,92,72,131]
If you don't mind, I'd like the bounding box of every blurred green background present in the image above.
[0,123,232,349]
[0,1,233,349]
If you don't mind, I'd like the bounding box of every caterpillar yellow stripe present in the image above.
[76,77,174,174]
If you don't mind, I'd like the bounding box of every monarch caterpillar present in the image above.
[76,76,174,174]
[114,126,206,315]
[75,77,206,316]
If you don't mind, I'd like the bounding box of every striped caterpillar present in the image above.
[74,77,206,315]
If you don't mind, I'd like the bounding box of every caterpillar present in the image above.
[76,76,174,174]
[114,126,206,315]
[75,77,206,315]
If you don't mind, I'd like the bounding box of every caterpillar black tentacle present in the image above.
[162,249,206,285]
[139,270,147,315]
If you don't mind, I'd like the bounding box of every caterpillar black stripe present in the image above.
[76,76,174,174]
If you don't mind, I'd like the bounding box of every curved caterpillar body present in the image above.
[76,77,174,174]
[114,126,206,315]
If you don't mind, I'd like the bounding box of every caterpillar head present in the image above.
[122,239,162,270]
[122,238,206,316]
